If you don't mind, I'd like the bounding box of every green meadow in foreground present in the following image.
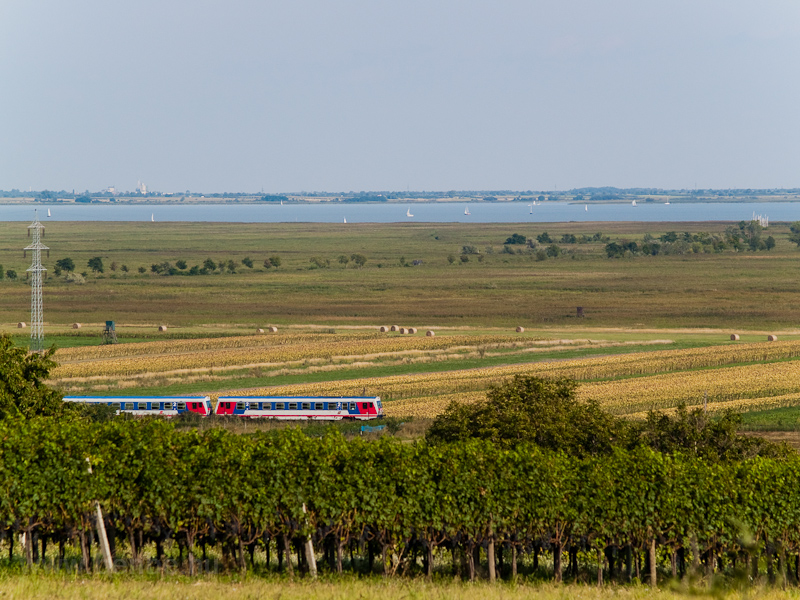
[1,221,800,329]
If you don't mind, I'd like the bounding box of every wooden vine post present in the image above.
[487,517,496,582]
[86,458,114,572]
[302,503,318,578]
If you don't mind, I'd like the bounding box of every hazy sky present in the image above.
[1,1,798,193]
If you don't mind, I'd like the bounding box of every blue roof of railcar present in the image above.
[63,396,209,400]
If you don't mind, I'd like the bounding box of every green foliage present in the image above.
[636,404,788,461]
[241,256,253,268]
[175,259,188,270]
[87,256,104,273]
[536,232,552,244]
[426,376,626,456]
[264,255,282,269]
[504,233,526,245]
[55,257,75,272]
[350,253,367,268]
[5,270,17,280]
[0,335,67,419]
[309,257,330,269]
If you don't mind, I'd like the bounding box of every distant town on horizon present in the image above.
[1,186,800,204]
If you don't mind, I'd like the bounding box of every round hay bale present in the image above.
[516,326,525,333]
[408,327,418,334]
[426,330,435,337]
[379,326,389,333]
[256,328,265,333]
[399,327,407,334]
[268,326,278,333]
[768,334,778,342]
[17,322,26,329]
[158,325,168,332]
[72,323,81,329]
[390,325,399,332]
[730,334,740,341]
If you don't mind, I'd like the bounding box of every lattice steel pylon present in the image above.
[24,210,48,352]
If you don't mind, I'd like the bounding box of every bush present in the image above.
[176,260,188,270]
[350,254,367,268]
[138,266,146,274]
[55,257,75,272]
[505,233,526,245]
[309,257,329,269]
[64,272,86,284]
[536,232,552,244]
[5,270,16,280]
[546,244,562,257]
[241,257,253,268]
[264,256,281,269]
[87,257,104,273]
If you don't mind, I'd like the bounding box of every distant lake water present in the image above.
[0,202,797,223]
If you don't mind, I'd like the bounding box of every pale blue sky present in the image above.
[1,1,798,193]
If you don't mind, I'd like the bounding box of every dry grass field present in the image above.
[0,575,795,600]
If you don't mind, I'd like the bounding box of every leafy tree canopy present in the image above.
[636,403,788,461]
[0,335,68,420]
[426,376,628,456]
[426,375,787,461]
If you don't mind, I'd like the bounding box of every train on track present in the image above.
[63,395,384,420]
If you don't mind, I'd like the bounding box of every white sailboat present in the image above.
[151,213,154,222]
[343,217,347,223]
[464,206,471,216]
[47,208,51,217]
[585,204,588,212]
[665,201,670,205]
[280,200,283,206]
[406,207,414,218]
[528,204,533,214]
[632,200,637,207]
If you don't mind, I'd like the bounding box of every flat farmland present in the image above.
[1,221,800,330]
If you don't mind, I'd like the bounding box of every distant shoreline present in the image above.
[2,196,800,206]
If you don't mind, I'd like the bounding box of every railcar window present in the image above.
[301,402,310,410]
[237,402,246,411]
[151,402,161,410]
[349,403,356,411]
[177,402,186,411]
[288,403,297,410]
[362,402,370,410]
[275,402,284,410]
[124,403,134,410]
